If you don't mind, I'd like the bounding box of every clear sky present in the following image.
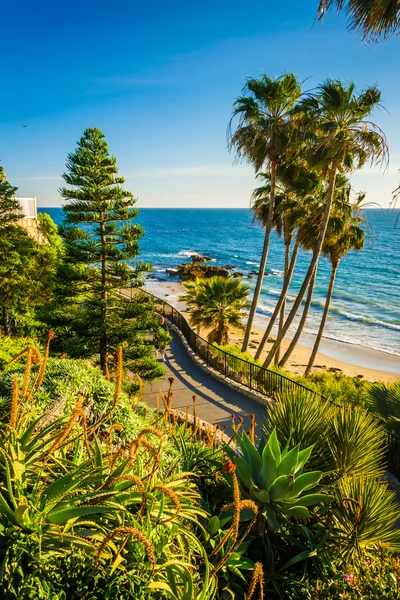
[1,0,399,208]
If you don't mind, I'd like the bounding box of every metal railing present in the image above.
[122,288,400,478]
[146,291,324,401]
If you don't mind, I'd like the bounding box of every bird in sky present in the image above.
[22,124,26,128]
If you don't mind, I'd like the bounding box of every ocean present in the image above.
[39,207,400,358]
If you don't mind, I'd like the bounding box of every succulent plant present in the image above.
[225,429,333,530]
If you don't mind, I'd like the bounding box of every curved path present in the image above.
[143,331,268,433]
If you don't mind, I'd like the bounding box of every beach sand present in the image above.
[145,279,400,384]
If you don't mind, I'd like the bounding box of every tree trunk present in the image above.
[278,269,317,368]
[261,165,338,369]
[254,237,300,360]
[273,237,291,364]
[304,261,338,376]
[3,306,10,336]
[99,219,108,373]
[242,162,277,352]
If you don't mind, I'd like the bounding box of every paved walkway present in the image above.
[142,331,268,433]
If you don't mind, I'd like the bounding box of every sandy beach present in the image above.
[145,279,400,384]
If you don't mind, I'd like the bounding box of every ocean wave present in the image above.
[301,328,400,357]
[177,249,197,257]
[326,306,400,331]
[246,261,259,265]
[271,269,284,277]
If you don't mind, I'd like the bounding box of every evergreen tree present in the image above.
[0,166,23,229]
[56,127,164,377]
[0,226,41,335]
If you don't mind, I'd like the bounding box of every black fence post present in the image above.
[207,344,209,365]
[224,353,227,377]
[249,363,252,390]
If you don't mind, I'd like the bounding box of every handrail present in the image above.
[142,289,327,401]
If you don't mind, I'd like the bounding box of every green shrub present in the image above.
[284,546,400,599]
[368,381,400,433]
[0,336,42,369]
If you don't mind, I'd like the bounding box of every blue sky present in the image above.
[1,0,399,208]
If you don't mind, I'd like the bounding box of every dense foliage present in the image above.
[0,335,398,599]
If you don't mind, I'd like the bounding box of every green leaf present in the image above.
[280,505,311,519]
[250,485,270,504]
[238,431,261,480]
[47,505,116,524]
[294,445,314,475]
[264,504,280,531]
[148,582,177,597]
[269,475,295,501]
[259,442,277,492]
[277,445,299,477]
[207,516,221,536]
[280,550,317,571]
[291,493,333,507]
[292,472,323,497]
[234,455,253,489]
[268,429,281,466]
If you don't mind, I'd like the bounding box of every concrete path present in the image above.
[142,331,268,434]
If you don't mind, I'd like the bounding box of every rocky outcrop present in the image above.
[190,254,212,263]
[171,262,230,281]
[232,272,244,278]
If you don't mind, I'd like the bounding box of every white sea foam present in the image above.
[178,249,197,257]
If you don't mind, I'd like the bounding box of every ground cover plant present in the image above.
[0,334,399,598]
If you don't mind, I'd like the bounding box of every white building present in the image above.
[17,197,37,219]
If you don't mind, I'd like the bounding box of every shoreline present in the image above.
[145,278,400,383]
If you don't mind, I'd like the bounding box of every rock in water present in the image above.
[190,254,212,263]
[176,262,229,281]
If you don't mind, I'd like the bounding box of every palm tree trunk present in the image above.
[254,237,300,360]
[261,164,338,369]
[304,261,338,376]
[2,306,10,336]
[278,269,317,368]
[242,162,277,352]
[273,238,291,364]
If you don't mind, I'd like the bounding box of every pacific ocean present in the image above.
[39,207,400,358]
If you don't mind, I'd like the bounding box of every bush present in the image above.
[0,336,42,368]
[284,546,400,599]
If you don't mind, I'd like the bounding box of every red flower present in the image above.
[223,461,236,474]
[47,330,55,340]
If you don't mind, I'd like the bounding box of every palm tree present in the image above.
[277,178,365,369]
[252,165,321,361]
[261,79,387,369]
[304,193,366,375]
[180,276,250,345]
[229,73,302,353]
[317,0,400,42]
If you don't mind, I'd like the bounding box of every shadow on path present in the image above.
[143,331,267,432]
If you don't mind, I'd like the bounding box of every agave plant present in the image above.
[225,429,333,531]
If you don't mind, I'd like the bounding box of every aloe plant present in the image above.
[225,429,333,530]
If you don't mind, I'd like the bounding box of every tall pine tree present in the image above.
[57,128,164,376]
